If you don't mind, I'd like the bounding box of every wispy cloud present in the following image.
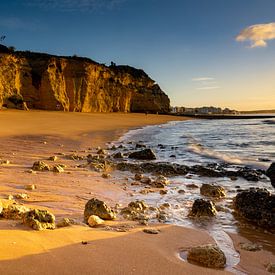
[0,17,38,31]
[25,0,126,12]
[192,76,220,90]
[196,86,220,90]
[192,77,215,82]
[236,22,275,48]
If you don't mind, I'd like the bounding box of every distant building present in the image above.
[171,106,239,115]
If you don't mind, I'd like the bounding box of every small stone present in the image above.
[25,184,36,191]
[112,152,123,159]
[143,228,160,234]
[82,241,88,245]
[87,215,104,227]
[128,149,156,160]
[15,193,29,200]
[102,173,111,179]
[97,149,107,155]
[1,160,10,165]
[49,156,58,161]
[32,161,50,172]
[187,244,226,268]
[140,177,152,184]
[134,173,144,181]
[186,184,199,189]
[267,263,275,273]
[240,243,262,251]
[53,165,64,173]
[160,190,168,195]
[56,218,76,228]
[7,195,14,200]
[178,189,185,194]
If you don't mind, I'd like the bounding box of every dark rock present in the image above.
[234,188,275,229]
[128,149,156,160]
[189,199,217,217]
[23,209,55,230]
[84,198,116,222]
[135,144,146,149]
[266,163,275,188]
[200,184,226,198]
[112,152,124,159]
[32,161,50,171]
[187,244,226,268]
[143,228,160,234]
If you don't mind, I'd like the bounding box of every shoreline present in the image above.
[0,110,274,274]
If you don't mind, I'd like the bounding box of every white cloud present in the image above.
[192,77,215,82]
[236,22,275,48]
[196,86,220,90]
[25,0,126,12]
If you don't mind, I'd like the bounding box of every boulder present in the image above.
[84,198,116,223]
[187,244,226,268]
[200,184,226,198]
[189,199,217,217]
[56,218,76,228]
[87,215,104,227]
[128,149,156,160]
[233,188,275,229]
[152,175,170,188]
[266,163,275,188]
[121,200,149,221]
[2,204,30,220]
[112,152,124,159]
[22,209,55,230]
[53,164,64,173]
[32,161,50,171]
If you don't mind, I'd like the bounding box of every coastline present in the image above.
[0,110,274,274]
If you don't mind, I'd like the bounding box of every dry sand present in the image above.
[0,110,274,275]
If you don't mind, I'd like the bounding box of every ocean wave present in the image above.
[187,143,243,164]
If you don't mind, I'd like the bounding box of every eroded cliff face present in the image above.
[0,46,170,113]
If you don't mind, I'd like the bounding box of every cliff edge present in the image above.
[0,45,170,113]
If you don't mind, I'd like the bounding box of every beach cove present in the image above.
[0,110,274,275]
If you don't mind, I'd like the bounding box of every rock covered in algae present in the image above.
[23,209,55,230]
[84,198,116,223]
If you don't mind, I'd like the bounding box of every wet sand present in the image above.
[0,110,274,274]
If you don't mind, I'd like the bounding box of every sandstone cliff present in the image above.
[0,45,170,113]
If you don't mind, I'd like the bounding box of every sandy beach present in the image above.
[0,110,274,275]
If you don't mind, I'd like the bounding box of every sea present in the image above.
[115,116,275,272]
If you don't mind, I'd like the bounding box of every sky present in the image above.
[0,0,275,111]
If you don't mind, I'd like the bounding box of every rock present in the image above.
[53,164,64,173]
[240,243,262,251]
[189,199,217,217]
[233,188,275,229]
[84,198,116,222]
[25,184,36,190]
[112,152,124,159]
[67,154,85,160]
[200,184,226,198]
[32,161,50,171]
[267,263,275,273]
[143,228,160,234]
[178,189,185,194]
[134,173,144,181]
[266,163,275,188]
[128,149,156,160]
[0,200,2,215]
[135,144,146,149]
[2,204,30,220]
[22,209,55,230]
[152,175,170,188]
[186,184,199,189]
[121,200,149,221]
[159,189,168,195]
[49,156,58,161]
[140,176,152,184]
[97,149,107,155]
[87,215,104,227]
[1,160,10,165]
[102,173,111,179]
[187,244,226,268]
[56,218,76,228]
[14,193,29,200]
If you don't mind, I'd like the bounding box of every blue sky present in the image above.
[0,0,275,110]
